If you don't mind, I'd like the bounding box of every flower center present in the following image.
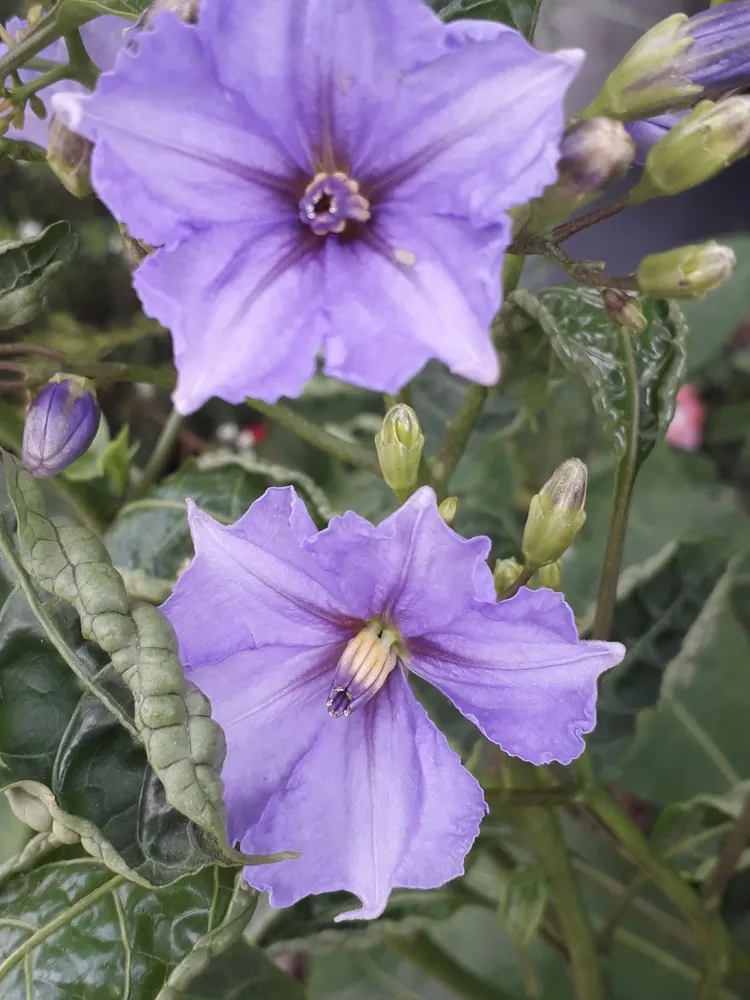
[327,621,399,718]
[299,171,371,237]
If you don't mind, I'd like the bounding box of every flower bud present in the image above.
[522,459,588,570]
[22,375,100,478]
[600,289,648,333]
[632,97,750,201]
[626,112,684,165]
[438,496,458,525]
[493,557,524,595]
[524,119,634,231]
[47,114,93,198]
[375,404,424,493]
[537,560,563,591]
[637,241,735,300]
[584,2,750,121]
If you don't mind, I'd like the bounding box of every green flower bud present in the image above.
[537,560,563,591]
[525,118,635,231]
[583,14,701,121]
[375,404,424,493]
[522,459,588,570]
[600,289,648,333]
[47,115,93,198]
[637,241,735,300]
[632,97,750,201]
[438,496,458,525]
[493,557,524,596]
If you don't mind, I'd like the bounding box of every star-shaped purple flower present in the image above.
[1,16,127,147]
[54,0,582,414]
[163,486,624,920]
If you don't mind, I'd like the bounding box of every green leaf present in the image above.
[107,453,332,581]
[430,0,544,37]
[0,860,255,999]
[588,538,735,776]
[64,418,137,496]
[0,222,77,330]
[262,888,473,958]
[181,942,305,1000]
[617,561,750,806]
[533,288,688,468]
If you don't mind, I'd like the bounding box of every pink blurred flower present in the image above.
[666,384,706,452]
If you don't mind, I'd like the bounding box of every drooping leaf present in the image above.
[431,0,544,38]
[0,860,256,999]
[0,222,77,330]
[107,453,333,582]
[588,538,735,776]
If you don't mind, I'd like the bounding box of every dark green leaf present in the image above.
[107,454,331,581]
[0,222,77,330]
[430,0,543,38]
[589,539,738,777]
[184,941,305,1000]
[0,859,247,999]
[262,887,473,958]
[536,288,688,468]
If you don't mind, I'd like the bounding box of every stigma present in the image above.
[327,622,399,718]
[299,171,371,237]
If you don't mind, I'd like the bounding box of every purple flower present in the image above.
[22,375,100,478]
[53,0,582,414]
[163,486,624,919]
[626,112,685,165]
[681,0,750,93]
[1,16,128,146]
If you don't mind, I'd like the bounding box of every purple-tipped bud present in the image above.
[585,1,750,121]
[523,118,634,232]
[47,115,93,198]
[22,375,100,478]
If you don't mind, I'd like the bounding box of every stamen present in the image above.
[327,622,399,718]
[299,171,371,237]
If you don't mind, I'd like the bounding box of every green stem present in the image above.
[595,873,647,955]
[485,785,580,808]
[705,792,750,910]
[581,779,730,978]
[22,360,176,389]
[0,8,98,81]
[0,519,140,741]
[130,407,183,501]
[592,328,640,640]
[515,765,607,1000]
[389,931,513,1000]
[8,62,76,105]
[246,397,381,474]
[432,254,525,496]
[63,29,98,87]
[497,567,533,602]
[508,194,633,255]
